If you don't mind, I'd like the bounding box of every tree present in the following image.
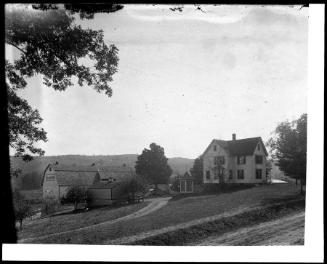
[190,156,203,185]
[135,143,173,189]
[5,4,121,160]
[12,189,32,230]
[65,186,87,210]
[122,177,146,202]
[267,113,307,194]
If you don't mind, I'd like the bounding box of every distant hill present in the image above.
[10,155,194,190]
[11,155,288,190]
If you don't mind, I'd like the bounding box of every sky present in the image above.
[7,5,308,159]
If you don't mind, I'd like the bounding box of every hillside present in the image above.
[10,155,286,190]
[10,155,194,190]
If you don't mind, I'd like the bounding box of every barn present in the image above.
[41,163,134,201]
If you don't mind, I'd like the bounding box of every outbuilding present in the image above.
[177,172,194,193]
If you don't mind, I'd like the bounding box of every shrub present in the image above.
[121,177,146,202]
[170,177,180,192]
[12,188,32,230]
[65,186,87,210]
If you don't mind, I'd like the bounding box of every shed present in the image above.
[87,181,128,207]
[177,172,194,193]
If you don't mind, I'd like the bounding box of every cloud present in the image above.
[125,5,307,25]
[126,5,251,24]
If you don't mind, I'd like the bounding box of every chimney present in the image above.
[232,133,236,140]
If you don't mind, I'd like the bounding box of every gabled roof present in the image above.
[176,171,194,180]
[227,137,268,156]
[201,139,229,157]
[202,137,268,157]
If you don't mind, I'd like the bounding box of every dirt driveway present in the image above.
[19,197,170,243]
[190,211,305,246]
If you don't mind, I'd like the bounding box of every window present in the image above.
[237,156,246,164]
[206,170,210,180]
[257,143,260,151]
[256,169,262,179]
[214,156,225,165]
[237,170,244,179]
[213,145,217,151]
[46,175,55,181]
[255,155,263,164]
[186,180,193,192]
[229,170,233,179]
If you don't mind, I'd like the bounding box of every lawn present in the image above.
[18,202,150,240]
[32,183,304,244]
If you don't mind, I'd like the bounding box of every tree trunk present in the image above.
[19,219,23,230]
[300,175,304,195]
[74,201,78,211]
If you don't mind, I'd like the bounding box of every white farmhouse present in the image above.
[202,134,270,184]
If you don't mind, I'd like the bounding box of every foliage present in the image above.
[5,4,120,160]
[12,188,32,230]
[121,177,146,201]
[190,156,203,184]
[170,176,181,192]
[135,143,173,188]
[65,186,87,210]
[267,113,307,193]
[20,171,41,190]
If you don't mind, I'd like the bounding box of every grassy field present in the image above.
[18,202,150,240]
[20,189,43,201]
[32,183,303,244]
[130,199,305,245]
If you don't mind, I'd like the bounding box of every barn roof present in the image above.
[41,163,134,187]
[88,181,122,189]
[202,137,268,157]
[51,164,99,172]
[55,171,98,186]
[98,170,134,181]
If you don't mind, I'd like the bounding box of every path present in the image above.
[19,197,170,243]
[190,211,305,246]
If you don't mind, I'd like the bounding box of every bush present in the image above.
[121,177,146,202]
[13,189,32,230]
[170,177,180,192]
[65,186,87,210]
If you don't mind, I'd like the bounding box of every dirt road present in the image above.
[190,211,305,246]
[19,197,170,243]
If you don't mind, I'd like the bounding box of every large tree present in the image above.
[4,3,122,243]
[135,143,173,189]
[5,4,121,161]
[190,156,203,185]
[267,113,307,194]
